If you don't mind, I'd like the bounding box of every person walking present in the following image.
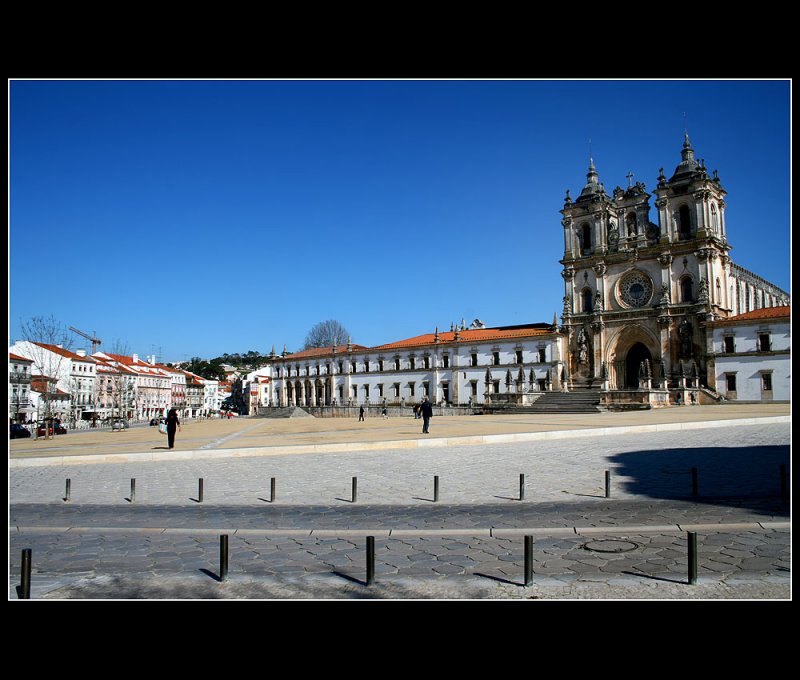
[420,397,433,434]
[166,407,182,449]
[359,405,365,422]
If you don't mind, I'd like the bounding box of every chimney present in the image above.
[132,353,139,363]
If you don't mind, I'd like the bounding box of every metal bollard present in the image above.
[270,477,276,503]
[366,535,375,585]
[198,478,204,503]
[691,467,698,496]
[524,536,533,586]
[519,473,525,501]
[130,478,136,503]
[220,534,229,582]
[20,549,32,599]
[687,531,698,585]
[65,478,71,503]
[605,471,611,499]
[434,475,440,503]
[352,476,358,503]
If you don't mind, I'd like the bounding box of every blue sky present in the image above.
[8,79,791,363]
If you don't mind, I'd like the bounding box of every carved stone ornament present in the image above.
[658,283,670,305]
[697,278,709,303]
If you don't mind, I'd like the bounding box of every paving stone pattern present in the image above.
[9,422,791,599]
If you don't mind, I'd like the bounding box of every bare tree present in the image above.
[16,316,74,440]
[302,320,351,350]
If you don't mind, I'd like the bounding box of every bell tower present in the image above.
[559,158,616,384]
[651,132,732,320]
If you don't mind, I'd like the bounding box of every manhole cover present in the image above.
[582,539,639,553]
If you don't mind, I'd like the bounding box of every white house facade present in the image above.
[707,306,790,402]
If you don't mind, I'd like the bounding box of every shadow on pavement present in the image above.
[609,444,790,513]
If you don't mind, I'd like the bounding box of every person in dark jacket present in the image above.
[166,408,181,449]
[420,398,433,434]
[359,406,365,421]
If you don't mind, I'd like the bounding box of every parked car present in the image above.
[36,421,67,436]
[10,423,31,439]
[112,420,128,430]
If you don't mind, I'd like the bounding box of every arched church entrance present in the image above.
[624,342,652,389]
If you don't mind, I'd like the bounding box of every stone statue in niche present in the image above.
[577,326,589,364]
[627,214,638,237]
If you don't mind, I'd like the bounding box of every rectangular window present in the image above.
[393,383,400,398]
[409,357,416,370]
[725,374,737,393]
[538,349,546,363]
[471,353,478,367]
[351,362,357,373]
[470,381,478,397]
[515,350,524,364]
[758,334,771,352]
[409,383,415,397]
[761,373,773,392]
[364,385,370,399]
[423,357,430,369]
[442,354,450,368]
[723,336,735,353]
[493,352,500,366]
[394,359,401,371]
[378,360,384,372]
[422,382,429,397]
[364,361,370,373]
[377,384,384,397]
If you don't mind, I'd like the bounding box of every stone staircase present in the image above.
[483,386,604,414]
[259,406,315,418]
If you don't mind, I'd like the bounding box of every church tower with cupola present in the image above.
[559,134,788,403]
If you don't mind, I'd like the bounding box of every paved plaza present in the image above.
[9,404,791,600]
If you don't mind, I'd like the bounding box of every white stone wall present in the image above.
[712,319,790,401]
[270,336,563,406]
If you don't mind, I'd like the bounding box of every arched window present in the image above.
[681,276,693,303]
[710,203,719,233]
[582,288,593,313]
[678,205,692,240]
[581,223,591,252]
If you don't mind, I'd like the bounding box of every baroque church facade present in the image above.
[251,135,788,412]
[559,134,789,404]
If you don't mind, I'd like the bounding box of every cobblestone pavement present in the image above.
[9,421,791,600]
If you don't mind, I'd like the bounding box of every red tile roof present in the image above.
[712,305,791,325]
[283,344,369,360]
[372,325,553,351]
[32,342,94,362]
[30,376,70,396]
[9,352,33,363]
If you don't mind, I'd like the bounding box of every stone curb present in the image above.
[8,416,790,467]
[9,522,782,537]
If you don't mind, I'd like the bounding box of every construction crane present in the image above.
[69,327,102,354]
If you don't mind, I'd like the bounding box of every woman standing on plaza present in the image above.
[166,407,181,449]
